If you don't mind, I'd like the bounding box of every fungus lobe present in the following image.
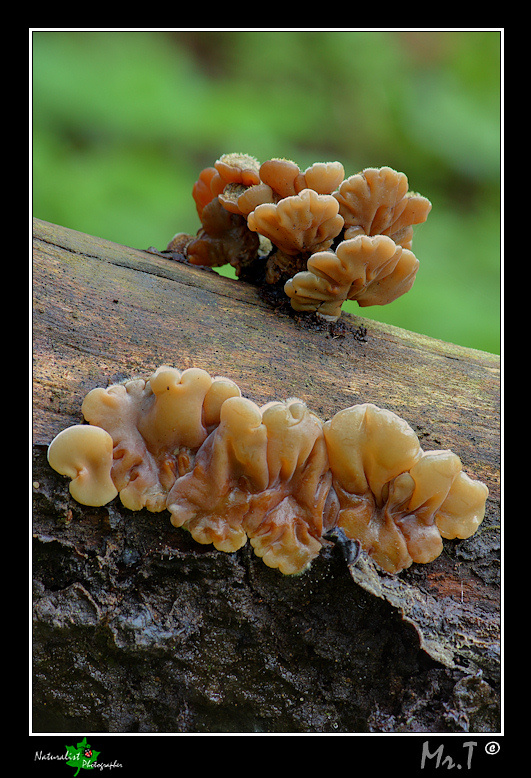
[284,235,420,320]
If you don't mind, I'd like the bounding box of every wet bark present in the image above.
[32,218,501,733]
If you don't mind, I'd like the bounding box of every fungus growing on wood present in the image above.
[46,424,118,507]
[79,366,241,512]
[170,154,431,320]
[177,154,262,270]
[167,396,330,574]
[298,161,345,195]
[191,166,218,218]
[323,404,487,573]
[246,188,344,258]
[48,366,488,576]
[230,159,345,217]
[246,188,344,283]
[334,166,432,248]
[212,153,261,191]
[284,235,420,320]
[185,197,260,275]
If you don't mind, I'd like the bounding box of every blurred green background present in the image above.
[32,30,501,354]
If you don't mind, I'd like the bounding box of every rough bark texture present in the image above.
[32,218,501,733]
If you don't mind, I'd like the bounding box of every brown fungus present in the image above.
[191,166,218,219]
[46,424,118,507]
[48,367,488,576]
[167,396,330,574]
[297,161,345,195]
[213,152,261,189]
[232,159,345,218]
[259,158,303,199]
[80,366,241,513]
[178,157,430,317]
[334,166,432,248]
[186,196,260,275]
[246,188,345,283]
[246,188,343,257]
[185,154,262,271]
[323,404,488,574]
[284,235,420,320]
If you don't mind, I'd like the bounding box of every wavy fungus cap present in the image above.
[334,166,432,248]
[435,471,489,540]
[259,158,302,199]
[191,166,217,219]
[230,160,345,217]
[214,153,261,187]
[186,197,260,273]
[166,395,329,574]
[258,159,345,198]
[47,424,118,507]
[80,367,241,513]
[324,403,422,502]
[48,367,488,576]
[246,188,344,256]
[323,404,487,573]
[284,235,419,320]
[297,161,345,195]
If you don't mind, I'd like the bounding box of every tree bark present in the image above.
[32,218,501,733]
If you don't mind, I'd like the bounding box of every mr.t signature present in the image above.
[420,741,477,770]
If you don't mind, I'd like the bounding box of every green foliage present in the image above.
[32,30,500,353]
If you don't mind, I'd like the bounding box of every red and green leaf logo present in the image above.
[65,737,100,776]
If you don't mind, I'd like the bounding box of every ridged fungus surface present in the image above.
[48,366,487,576]
[169,155,431,318]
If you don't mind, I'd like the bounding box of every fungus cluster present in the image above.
[169,154,431,320]
[47,366,487,576]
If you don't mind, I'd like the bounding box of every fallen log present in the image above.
[32,218,501,733]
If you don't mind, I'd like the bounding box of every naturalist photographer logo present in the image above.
[66,737,123,775]
[34,737,122,774]
[65,737,100,775]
